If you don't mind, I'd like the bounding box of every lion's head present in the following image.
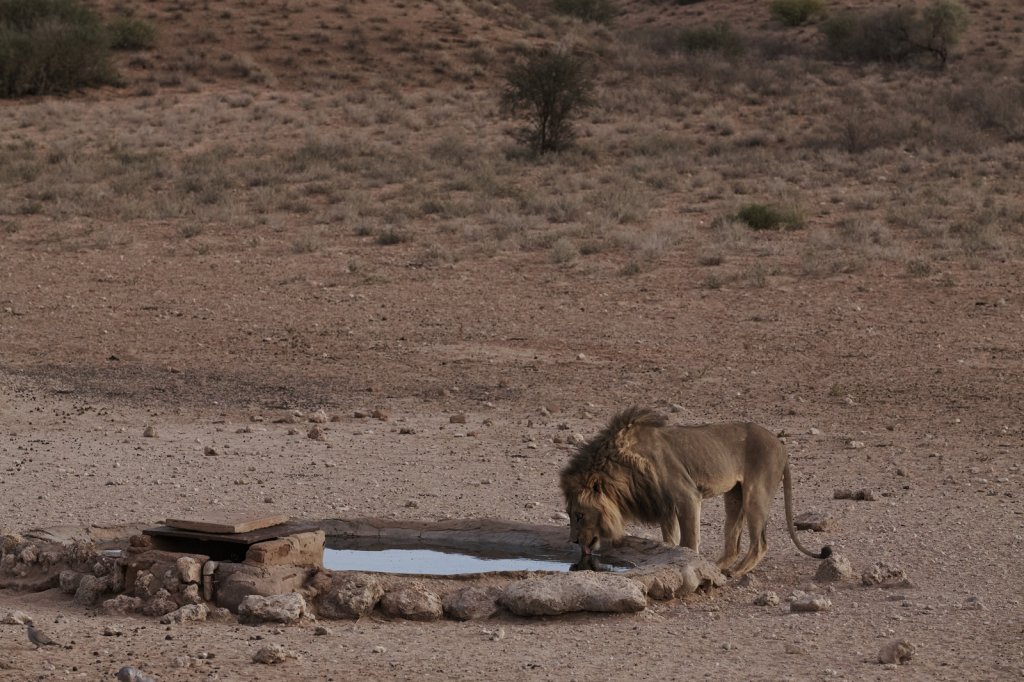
[562,474,627,555]
[560,408,665,555]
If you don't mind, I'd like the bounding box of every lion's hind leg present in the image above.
[716,484,744,571]
[725,490,771,578]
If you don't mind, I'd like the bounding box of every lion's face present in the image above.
[564,478,625,556]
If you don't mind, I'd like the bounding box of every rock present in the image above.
[160,603,209,624]
[785,643,808,655]
[372,645,387,654]
[815,555,854,583]
[238,593,310,624]
[307,425,326,441]
[316,573,384,619]
[208,607,234,623]
[371,409,389,421]
[809,427,822,436]
[754,591,780,606]
[404,499,419,508]
[962,596,984,610]
[180,583,203,605]
[878,639,915,664]
[551,511,569,522]
[170,656,191,669]
[176,556,202,584]
[203,446,220,456]
[309,409,328,424]
[141,589,179,617]
[314,625,331,635]
[833,488,876,501]
[102,595,143,615]
[794,512,833,532]
[488,627,506,641]
[1,610,30,625]
[442,586,501,621]
[499,572,647,616]
[449,413,468,424]
[380,587,444,621]
[143,426,157,438]
[115,666,156,682]
[861,562,908,587]
[790,595,832,613]
[59,570,83,595]
[253,645,298,664]
[74,574,107,606]
[847,440,865,449]
[103,625,124,636]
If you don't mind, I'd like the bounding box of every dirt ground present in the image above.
[2,0,1023,680]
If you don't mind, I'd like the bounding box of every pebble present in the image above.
[551,511,569,522]
[785,644,807,655]
[314,625,331,636]
[962,596,984,610]
[790,595,832,613]
[847,440,866,449]
[449,414,468,424]
[371,409,389,421]
[142,426,157,438]
[372,645,387,654]
[834,488,876,501]
[203,446,219,457]
[404,500,419,508]
[309,410,328,424]
[794,512,833,532]
[170,656,191,669]
[878,639,915,665]
[102,625,124,637]
[308,425,326,441]
[754,591,780,606]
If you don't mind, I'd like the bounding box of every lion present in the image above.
[560,407,831,577]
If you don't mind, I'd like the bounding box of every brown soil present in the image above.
[1,0,1022,679]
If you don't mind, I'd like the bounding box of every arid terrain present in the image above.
[1,0,1022,679]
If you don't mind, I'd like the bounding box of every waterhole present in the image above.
[324,537,628,575]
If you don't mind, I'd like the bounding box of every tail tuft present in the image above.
[819,545,833,559]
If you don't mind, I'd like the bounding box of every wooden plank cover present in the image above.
[144,520,321,546]
[163,512,290,534]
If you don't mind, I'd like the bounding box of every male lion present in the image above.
[560,407,831,577]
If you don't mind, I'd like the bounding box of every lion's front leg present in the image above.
[660,515,680,545]
[676,496,702,553]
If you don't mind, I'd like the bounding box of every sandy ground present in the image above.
[2,0,1024,679]
[1,244,1022,680]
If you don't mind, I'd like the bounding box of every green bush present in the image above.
[821,0,967,66]
[552,0,616,24]
[108,17,156,50]
[769,0,826,26]
[0,0,115,97]
[737,203,804,231]
[501,47,595,154]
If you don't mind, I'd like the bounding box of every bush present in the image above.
[769,0,826,26]
[675,22,744,56]
[108,17,156,50]
[0,0,115,97]
[552,0,616,24]
[737,203,804,230]
[501,47,595,154]
[821,0,967,66]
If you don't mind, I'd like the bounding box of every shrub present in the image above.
[821,0,967,66]
[675,22,744,56]
[737,203,804,230]
[769,0,826,26]
[552,0,616,24]
[501,47,595,153]
[0,0,115,97]
[108,17,156,50]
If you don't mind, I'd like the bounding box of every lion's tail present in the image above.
[783,464,832,560]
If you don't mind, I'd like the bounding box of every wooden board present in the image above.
[145,520,320,546]
[164,512,290,535]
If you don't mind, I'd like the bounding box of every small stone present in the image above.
[380,587,443,621]
[203,446,219,456]
[372,645,387,654]
[308,425,326,441]
[815,555,854,583]
[404,499,419,508]
[143,426,157,438]
[721,642,737,651]
[309,409,328,424]
[878,639,915,665]
[524,502,539,509]
[1,610,31,625]
[354,411,368,419]
[847,440,866,449]
[264,496,275,504]
[794,512,833,532]
[962,596,984,610]
[102,595,143,615]
[754,591,780,606]
[371,409,389,421]
[252,644,297,664]
[809,427,822,436]
[238,594,310,624]
[399,427,416,435]
[834,488,876,501]
[102,625,124,636]
[170,656,191,669]
[314,625,331,636]
[785,644,807,655]
[790,595,831,613]
[160,603,209,624]
[449,413,468,424]
[861,562,908,587]
[551,511,569,522]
